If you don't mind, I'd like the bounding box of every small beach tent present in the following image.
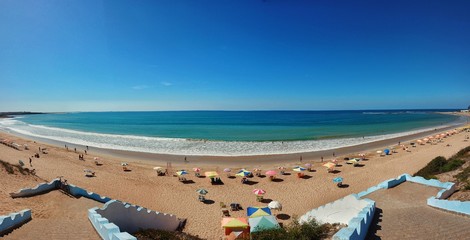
[248,215,280,233]
[221,217,249,238]
[247,207,272,218]
[384,149,390,155]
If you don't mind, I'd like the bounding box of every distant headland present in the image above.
[0,112,45,118]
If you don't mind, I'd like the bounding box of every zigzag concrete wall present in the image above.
[427,197,470,215]
[9,179,59,198]
[0,209,31,236]
[299,195,372,225]
[68,184,111,203]
[95,200,183,234]
[333,198,375,240]
[88,207,136,240]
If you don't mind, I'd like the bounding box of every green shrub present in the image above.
[455,166,470,182]
[252,218,331,240]
[414,156,447,179]
[133,229,203,240]
[441,158,465,172]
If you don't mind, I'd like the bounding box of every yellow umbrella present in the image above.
[205,171,219,178]
[322,162,335,168]
[221,217,249,228]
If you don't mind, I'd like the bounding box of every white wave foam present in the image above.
[0,118,462,156]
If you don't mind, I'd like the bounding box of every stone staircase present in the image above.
[365,182,470,240]
[3,191,100,240]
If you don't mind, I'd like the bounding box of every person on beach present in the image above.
[85,150,87,155]
[74,148,77,153]
[29,157,32,167]
[333,152,335,157]
[321,156,324,162]
[86,145,89,150]
[300,156,302,163]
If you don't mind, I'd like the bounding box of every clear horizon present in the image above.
[1,1,469,112]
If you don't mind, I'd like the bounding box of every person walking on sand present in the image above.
[321,156,324,162]
[29,157,32,167]
[300,155,302,163]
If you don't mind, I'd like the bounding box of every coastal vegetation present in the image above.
[414,146,470,190]
[0,159,35,175]
[250,218,332,240]
[134,218,332,240]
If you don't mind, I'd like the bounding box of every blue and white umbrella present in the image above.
[333,177,343,183]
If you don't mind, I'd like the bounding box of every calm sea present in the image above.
[0,110,464,156]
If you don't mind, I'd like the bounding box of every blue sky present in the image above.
[1,0,469,112]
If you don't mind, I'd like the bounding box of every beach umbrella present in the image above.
[346,159,358,164]
[224,168,231,172]
[221,217,249,228]
[277,166,285,170]
[423,138,429,142]
[247,207,272,218]
[265,170,277,176]
[323,162,336,168]
[268,201,282,211]
[176,170,188,175]
[205,171,219,178]
[376,150,382,154]
[292,166,306,172]
[252,189,266,195]
[153,166,164,172]
[333,177,343,183]
[121,162,128,166]
[236,169,251,177]
[193,167,201,172]
[248,215,280,233]
[304,163,312,167]
[384,149,390,155]
[196,188,208,195]
[253,168,261,172]
[94,157,100,160]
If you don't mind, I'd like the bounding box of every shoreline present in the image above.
[1,113,468,167]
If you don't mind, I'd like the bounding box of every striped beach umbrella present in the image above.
[176,170,188,175]
[224,168,231,172]
[193,167,201,172]
[252,189,266,195]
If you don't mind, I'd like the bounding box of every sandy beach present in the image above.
[1,122,469,239]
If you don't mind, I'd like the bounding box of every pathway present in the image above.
[365,182,470,240]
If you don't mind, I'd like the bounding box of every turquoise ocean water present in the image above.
[0,110,465,156]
